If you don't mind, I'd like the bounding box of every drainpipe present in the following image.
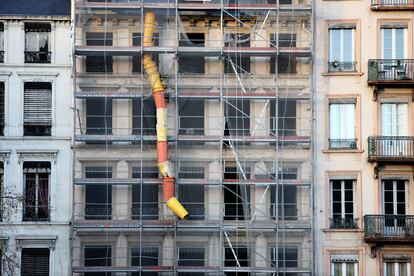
[142,11,189,220]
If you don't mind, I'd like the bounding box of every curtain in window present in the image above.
[329,28,355,63]
[329,103,355,140]
[381,103,407,136]
[381,27,407,59]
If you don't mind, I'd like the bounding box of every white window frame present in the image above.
[383,261,411,276]
[330,261,358,276]
[330,179,356,220]
[381,27,408,59]
[382,179,407,216]
[381,102,408,136]
[329,102,356,140]
[329,28,355,63]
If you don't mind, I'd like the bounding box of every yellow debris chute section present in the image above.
[143,11,189,220]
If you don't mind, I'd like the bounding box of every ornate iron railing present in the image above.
[368,59,414,83]
[328,61,357,72]
[371,0,414,8]
[330,217,359,229]
[364,215,414,240]
[24,51,51,63]
[329,139,357,150]
[368,136,414,161]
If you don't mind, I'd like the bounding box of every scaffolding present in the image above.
[71,0,313,274]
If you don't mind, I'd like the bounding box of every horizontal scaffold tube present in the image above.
[143,11,189,220]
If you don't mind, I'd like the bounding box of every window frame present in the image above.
[24,22,52,64]
[329,178,357,229]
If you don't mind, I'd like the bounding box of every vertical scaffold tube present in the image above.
[143,11,189,220]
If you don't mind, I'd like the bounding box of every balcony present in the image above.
[368,59,414,86]
[368,136,414,162]
[330,217,359,229]
[328,139,357,150]
[364,215,414,242]
[24,51,51,63]
[371,0,414,10]
[328,61,357,73]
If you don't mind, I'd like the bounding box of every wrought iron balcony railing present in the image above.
[368,136,414,162]
[371,0,414,10]
[329,139,357,150]
[368,59,414,85]
[328,61,357,73]
[330,217,359,229]
[23,205,50,221]
[24,51,51,63]
[364,215,414,242]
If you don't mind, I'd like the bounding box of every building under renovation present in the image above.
[72,0,313,274]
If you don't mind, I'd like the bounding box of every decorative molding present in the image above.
[0,71,12,77]
[16,150,58,164]
[17,71,59,77]
[15,236,57,250]
[0,150,11,163]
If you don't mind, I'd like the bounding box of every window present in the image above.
[178,98,204,135]
[178,165,205,179]
[21,248,50,276]
[270,168,298,221]
[84,245,111,276]
[271,246,298,274]
[131,167,159,220]
[86,98,112,135]
[132,97,156,135]
[328,25,356,72]
[85,166,112,220]
[0,82,4,135]
[383,179,406,217]
[225,246,249,276]
[24,23,51,63]
[224,167,250,220]
[381,102,407,136]
[381,25,407,59]
[86,32,113,73]
[23,162,50,221]
[330,254,358,276]
[178,247,205,276]
[131,246,158,276]
[270,99,297,136]
[179,33,205,74]
[24,82,52,136]
[224,99,250,136]
[270,34,297,74]
[132,33,159,73]
[178,184,204,220]
[0,23,4,63]
[383,255,411,276]
[330,179,357,229]
[224,33,250,74]
[0,162,3,221]
[329,101,356,150]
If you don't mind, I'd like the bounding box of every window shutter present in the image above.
[24,88,52,125]
[21,248,50,276]
[0,83,4,127]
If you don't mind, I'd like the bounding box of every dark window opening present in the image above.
[224,167,250,220]
[132,33,159,73]
[86,98,112,135]
[131,247,158,276]
[178,99,204,135]
[270,168,298,221]
[132,97,156,135]
[131,168,158,220]
[224,99,250,137]
[178,247,205,276]
[85,245,112,276]
[86,32,113,73]
[85,166,112,220]
[270,34,297,74]
[24,23,51,63]
[225,246,249,276]
[24,82,52,136]
[224,33,250,74]
[0,23,4,63]
[271,247,298,271]
[179,33,205,74]
[21,248,50,276]
[0,82,4,135]
[178,166,205,179]
[270,99,297,137]
[23,162,50,221]
[0,162,3,221]
[179,184,204,220]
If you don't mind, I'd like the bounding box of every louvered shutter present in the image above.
[0,83,4,128]
[24,88,52,125]
[21,248,50,276]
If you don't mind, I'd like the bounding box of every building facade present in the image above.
[315,0,414,275]
[0,0,72,275]
[72,0,313,274]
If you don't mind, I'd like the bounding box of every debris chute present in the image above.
[143,11,189,220]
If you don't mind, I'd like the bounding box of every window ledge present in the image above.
[323,149,364,153]
[322,72,364,77]
[323,228,363,233]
